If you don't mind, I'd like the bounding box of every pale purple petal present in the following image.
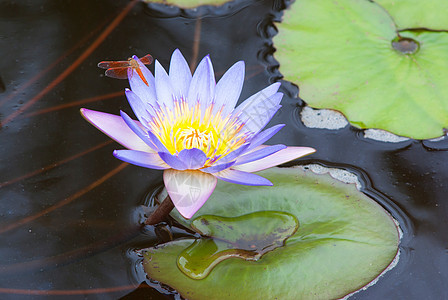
[234,146,316,173]
[188,55,215,108]
[232,82,281,116]
[213,61,245,117]
[169,49,192,99]
[159,152,188,170]
[217,143,250,164]
[164,169,217,219]
[247,124,285,152]
[125,89,152,124]
[213,169,272,186]
[155,60,176,109]
[234,144,286,166]
[147,130,170,153]
[80,108,153,152]
[238,92,283,134]
[128,55,157,106]
[177,148,207,169]
[113,150,169,169]
[201,161,235,173]
[120,110,157,151]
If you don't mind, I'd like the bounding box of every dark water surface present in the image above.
[1,0,447,298]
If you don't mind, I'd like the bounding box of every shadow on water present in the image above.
[0,0,447,298]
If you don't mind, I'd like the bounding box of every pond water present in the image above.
[1,0,447,298]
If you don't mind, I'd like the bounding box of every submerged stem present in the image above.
[145,193,175,225]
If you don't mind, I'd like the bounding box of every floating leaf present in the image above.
[178,211,299,279]
[273,0,448,139]
[143,168,399,299]
[375,0,448,30]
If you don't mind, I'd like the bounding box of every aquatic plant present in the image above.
[81,49,315,219]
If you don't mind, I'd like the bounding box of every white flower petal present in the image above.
[164,169,217,219]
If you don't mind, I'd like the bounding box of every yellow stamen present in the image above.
[148,99,247,167]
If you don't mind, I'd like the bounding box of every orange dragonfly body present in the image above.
[97,54,153,86]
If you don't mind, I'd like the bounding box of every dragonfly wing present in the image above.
[98,60,129,69]
[105,67,129,79]
[139,54,153,65]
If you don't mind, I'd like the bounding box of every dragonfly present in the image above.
[97,54,153,86]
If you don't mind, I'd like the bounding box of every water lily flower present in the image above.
[81,49,315,219]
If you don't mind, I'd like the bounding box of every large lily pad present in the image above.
[375,0,448,30]
[178,211,299,279]
[274,0,448,139]
[143,168,399,299]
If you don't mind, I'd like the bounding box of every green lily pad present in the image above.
[143,168,399,299]
[273,0,448,139]
[178,211,299,279]
[143,0,230,8]
[375,0,448,30]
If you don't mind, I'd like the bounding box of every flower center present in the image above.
[147,99,249,165]
[178,127,214,150]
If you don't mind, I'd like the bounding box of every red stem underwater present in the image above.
[144,194,175,225]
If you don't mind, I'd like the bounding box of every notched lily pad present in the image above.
[178,211,299,279]
[143,168,399,299]
[375,0,448,30]
[274,0,448,139]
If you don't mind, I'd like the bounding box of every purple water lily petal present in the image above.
[159,152,188,170]
[80,108,153,152]
[232,82,281,116]
[164,169,217,219]
[128,55,157,106]
[247,124,285,152]
[125,89,153,124]
[188,55,215,109]
[234,146,316,173]
[217,143,250,164]
[146,130,170,154]
[120,110,157,151]
[177,148,207,169]
[155,60,176,110]
[234,144,286,166]
[238,92,283,135]
[214,169,273,186]
[113,150,169,169]
[213,61,245,117]
[169,49,192,99]
[201,161,235,173]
